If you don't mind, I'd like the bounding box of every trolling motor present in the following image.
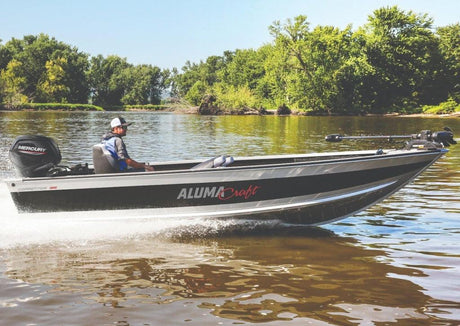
[325,127,457,149]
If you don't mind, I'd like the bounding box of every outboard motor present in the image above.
[9,135,62,177]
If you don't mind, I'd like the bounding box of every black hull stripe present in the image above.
[12,160,430,213]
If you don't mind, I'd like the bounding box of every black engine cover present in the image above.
[9,135,62,177]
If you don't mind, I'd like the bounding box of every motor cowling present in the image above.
[9,135,62,177]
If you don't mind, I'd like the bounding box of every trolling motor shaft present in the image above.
[325,134,410,142]
[325,127,457,147]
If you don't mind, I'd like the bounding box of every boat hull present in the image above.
[6,149,446,224]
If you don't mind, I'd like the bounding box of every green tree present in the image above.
[185,80,207,105]
[170,7,459,114]
[359,6,443,112]
[437,24,460,102]
[88,56,170,106]
[262,39,293,109]
[87,55,130,106]
[202,55,226,86]
[173,60,202,98]
[0,38,20,72]
[0,34,89,104]
[269,16,353,112]
[55,47,90,103]
[36,57,68,102]
[119,64,166,105]
[219,49,266,92]
[173,55,229,103]
[212,83,258,111]
[0,59,28,107]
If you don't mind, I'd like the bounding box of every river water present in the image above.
[0,111,459,325]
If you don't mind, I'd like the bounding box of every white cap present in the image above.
[110,117,132,129]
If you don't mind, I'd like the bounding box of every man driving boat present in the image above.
[102,117,154,172]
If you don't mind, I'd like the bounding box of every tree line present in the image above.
[1,6,459,114]
[0,35,170,108]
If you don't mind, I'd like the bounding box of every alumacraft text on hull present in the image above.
[5,129,457,225]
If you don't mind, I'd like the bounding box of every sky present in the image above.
[1,0,459,70]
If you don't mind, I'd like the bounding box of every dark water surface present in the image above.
[0,111,459,325]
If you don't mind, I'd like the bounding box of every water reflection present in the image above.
[0,111,459,324]
[1,225,456,324]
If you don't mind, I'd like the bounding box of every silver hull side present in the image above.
[6,149,446,223]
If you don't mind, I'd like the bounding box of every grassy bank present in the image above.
[420,99,460,115]
[1,103,104,111]
[104,104,168,111]
[2,100,459,117]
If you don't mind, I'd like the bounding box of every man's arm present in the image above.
[125,158,154,171]
[115,137,154,171]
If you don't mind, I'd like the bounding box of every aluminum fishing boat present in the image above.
[5,129,456,225]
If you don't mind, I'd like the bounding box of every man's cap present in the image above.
[111,117,133,129]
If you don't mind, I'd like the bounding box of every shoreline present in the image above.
[163,107,460,117]
[1,106,459,118]
[380,112,460,118]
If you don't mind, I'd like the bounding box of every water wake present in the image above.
[0,182,289,249]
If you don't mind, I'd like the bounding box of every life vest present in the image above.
[102,136,128,171]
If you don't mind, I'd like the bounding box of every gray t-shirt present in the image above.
[102,132,130,160]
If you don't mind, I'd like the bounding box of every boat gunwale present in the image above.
[6,148,447,184]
